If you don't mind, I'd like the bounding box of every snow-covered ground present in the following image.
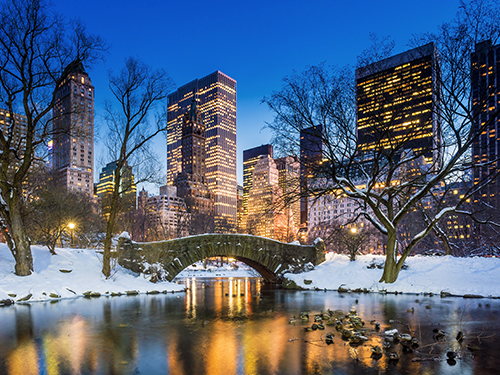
[286,253,500,298]
[0,244,185,303]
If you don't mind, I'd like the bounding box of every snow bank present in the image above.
[0,243,185,303]
[286,253,500,298]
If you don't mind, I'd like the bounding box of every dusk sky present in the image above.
[52,0,459,191]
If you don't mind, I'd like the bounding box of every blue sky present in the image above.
[52,0,459,191]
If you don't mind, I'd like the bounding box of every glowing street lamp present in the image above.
[68,222,75,248]
[350,227,357,234]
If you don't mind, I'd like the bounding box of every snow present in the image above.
[286,253,500,298]
[0,244,185,303]
[176,261,259,278]
[119,231,131,239]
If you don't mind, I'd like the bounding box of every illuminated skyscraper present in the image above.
[167,71,237,232]
[96,160,136,219]
[275,155,301,230]
[471,40,500,207]
[356,43,441,165]
[242,144,273,218]
[52,60,94,195]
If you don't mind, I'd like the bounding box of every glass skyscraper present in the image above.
[167,71,237,232]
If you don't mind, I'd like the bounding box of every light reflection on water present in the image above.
[0,277,499,374]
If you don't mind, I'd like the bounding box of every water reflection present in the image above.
[0,278,499,374]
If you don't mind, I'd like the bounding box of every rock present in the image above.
[399,333,412,342]
[49,293,60,299]
[371,345,383,358]
[385,329,398,337]
[463,294,484,299]
[126,290,139,296]
[289,318,297,324]
[304,279,313,285]
[374,322,381,331]
[341,330,352,340]
[311,324,318,330]
[59,269,72,273]
[7,294,16,298]
[0,299,14,307]
[314,315,322,322]
[66,288,76,295]
[338,285,349,293]
[447,351,457,359]
[146,290,160,295]
[389,352,399,361]
[18,294,32,302]
[317,323,325,330]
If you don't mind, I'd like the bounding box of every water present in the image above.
[1,277,499,374]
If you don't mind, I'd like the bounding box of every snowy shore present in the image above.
[286,252,500,298]
[2,243,500,304]
[0,244,185,304]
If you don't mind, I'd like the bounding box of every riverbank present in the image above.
[0,244,185,304]
[285,252,500,298]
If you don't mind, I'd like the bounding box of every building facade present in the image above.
[242,144,273,220]
[52,60,94,195]
[356,43,441,165]
[471,40,500,208]
[167,71,237,232]
[174,96,214,234]
[275,155,301,232]
[96,160,136,219]
[145,185,189,240]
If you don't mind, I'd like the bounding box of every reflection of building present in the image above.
[52,60,94,195]
[356,43,441,165]
[472,40,500,208]
[145,185,189,239]
[243,144,273,219]
[96,160,136,218]
[174,96,214,233]
[167,71,237,232]
[300,125,324,225]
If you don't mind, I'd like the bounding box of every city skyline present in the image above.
[50,0,459,190]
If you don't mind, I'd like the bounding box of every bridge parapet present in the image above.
[117,233,325,283]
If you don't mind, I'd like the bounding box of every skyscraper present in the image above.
[175,96,214,232]
[167,71,237,232]
[300,125,324,225]
[242,144,273,219]
[96,160,136,219]
[52,60,94,195]
[356,42,441,165]
[471,40,500,207]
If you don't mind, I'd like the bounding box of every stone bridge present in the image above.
[117,234,325,284]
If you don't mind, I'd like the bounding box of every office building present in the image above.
[242,144,273,219]
[275,155,301,230]
[471,40,500,207]
[300,125,324,225]
[145,185,189,240]
[167,71,237,232]
[356,42,441,165]
[174,96,214,233]
[0,109,28,169]
[96,160,136,219]
[52,60,94,195]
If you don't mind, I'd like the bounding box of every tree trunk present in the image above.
[379,230,401,284]
[9,193,33,276]
[102,173,122,278]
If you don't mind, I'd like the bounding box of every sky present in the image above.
[51,0,460,192]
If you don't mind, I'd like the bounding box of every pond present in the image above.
[0,277,499,374]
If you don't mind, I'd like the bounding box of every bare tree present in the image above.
[263,0,500,283]
[0,0,105,275]
[101,57,174,277]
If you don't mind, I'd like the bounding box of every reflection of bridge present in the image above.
[118,234,325,284]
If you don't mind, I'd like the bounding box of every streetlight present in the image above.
[350,227,357,234]
[68,222,75,248]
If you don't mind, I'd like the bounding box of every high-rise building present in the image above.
[246,155,292,240]
[175,96,214,233]
[242,144,273,218]
[167,71,237,232]
[145,185,189,240]
[275,155,301,231]
[355,43,441,165]
[300,125,324,225]
[96,160,136,219]
[0,109,28,170]
[52,60,94,195]
[471,40,500,207]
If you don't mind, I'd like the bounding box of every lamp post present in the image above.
[68,222,75,248]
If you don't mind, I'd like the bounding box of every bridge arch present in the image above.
[118,234,325,284]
